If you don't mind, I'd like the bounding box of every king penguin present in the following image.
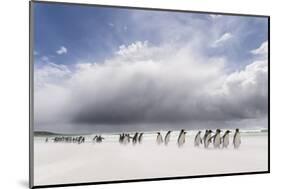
[233,128,241,149]
[194,131,202,147]
[204,130,213,148]
[156,132,163,145]
[119,133,125,144]
[222,130,231,148]
[213,129,222,148]
[177,129,186,147]
[132,132,139,145]
[203,130,208,142]
[164,130,172,145]
[123,134,130,145]
[138,132,143,144]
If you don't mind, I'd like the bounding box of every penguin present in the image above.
[96,135,104,143]
[156,132,163,145]
[203,130,208,147]
[233,128,241,149]
[221,130,231,148]
[93,135,98,143]
[213,129,222,148]
[119,133,125,144]
[138,133,144,144]
[177,129,186,147]
[123,134,130,144]
[203,130,209,142]
[80,136,85,144]
[204,130,213,148]
[164,130,172,145]
[194,131,202,147]
[132,132,139,144]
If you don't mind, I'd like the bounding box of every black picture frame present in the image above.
[29,1,270,188]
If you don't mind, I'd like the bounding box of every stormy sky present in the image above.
[33,2,268,133]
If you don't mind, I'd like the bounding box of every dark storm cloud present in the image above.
[34,41,268,133]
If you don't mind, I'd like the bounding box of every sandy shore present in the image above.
[34,131,268,186]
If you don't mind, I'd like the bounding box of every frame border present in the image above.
[29,1,270,188]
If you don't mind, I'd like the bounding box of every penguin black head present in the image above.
[235,128,239,132]
[198,131,201,133]
[157,132,161,135]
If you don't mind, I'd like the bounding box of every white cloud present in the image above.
[34,63,71,89]
[108,23,114,27]
[56,46,68,55]
[34,41,268,132]
[212,32,233,47]
[41,56,51,62]
[116,41,148,56]
[251,41,268,56]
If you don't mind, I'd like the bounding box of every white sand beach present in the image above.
[34,131,268,186]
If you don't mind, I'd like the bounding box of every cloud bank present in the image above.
[34,40,268,133]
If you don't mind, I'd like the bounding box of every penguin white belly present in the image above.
[214,134,221,148]
[223,134,229,148]
[123,136,128,144]
[205,134,211,147]
[138,135,143,143]
[165,134,171,145]
[234,133,241,148]
[156,135,163,144]
[178,134,185,147]
[194,135,201,146]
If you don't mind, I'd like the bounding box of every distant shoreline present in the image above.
[34,129,268,137]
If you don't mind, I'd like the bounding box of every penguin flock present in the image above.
[93,135,105,143]
[198,128,241,149]
[117,129,241,149]
[45,129,241,148]
[119,132,144,145]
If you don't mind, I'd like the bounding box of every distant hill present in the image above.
[33,131,92,136]
[34,131,60,136]
[260,129,268,133]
